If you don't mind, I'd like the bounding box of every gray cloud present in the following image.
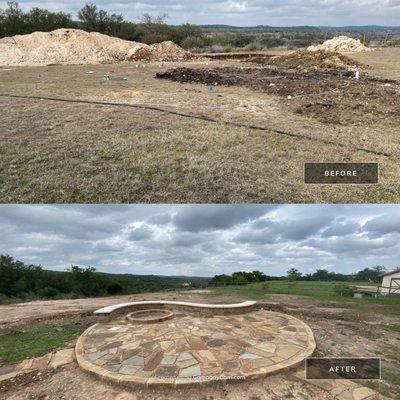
[128,225,153,241]
[0,1,398,26]
[363,213,400,236]
[321,218,360,238]
[172,205,275,232]
[0,205,399,276]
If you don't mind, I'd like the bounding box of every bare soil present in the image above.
[156,60,400,126]
[1,363,331,400]
[0,291,225,334]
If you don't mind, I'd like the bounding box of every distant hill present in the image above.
[99,272,210,290]
[0,254,211,303]
[200,24,400,31]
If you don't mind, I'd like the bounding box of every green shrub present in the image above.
[333,284,355,297]
[107,283,123,295]
[38,286,59,298]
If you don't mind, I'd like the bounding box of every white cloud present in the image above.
[0,0,399,25]
[1,205,399,277]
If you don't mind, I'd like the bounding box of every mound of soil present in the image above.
[156,67,400,126]
[0,28,192,66]
[249,50,361,73]
[308,36,372,52]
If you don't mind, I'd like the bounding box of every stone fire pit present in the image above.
[75,301,315,387]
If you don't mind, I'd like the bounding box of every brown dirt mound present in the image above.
[133,41,193,62]
[249,50,362,73]
[0,28,192,66]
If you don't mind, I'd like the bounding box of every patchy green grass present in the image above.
[362,381,391,397]
[0,323,82,363]
[379,323,400,333]
[383,370,400,387]
[212,281,400,313]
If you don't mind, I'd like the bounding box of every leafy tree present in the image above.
[77,3,99,32]
[77,3,124,36]
[173,23,203,46]
[232,271,249,285]
[137,13,175,44]
[0,254,42,296]
[24,7,74,33]
[1,2,25,37]
[252,270,267,282]
[38,286,59,298]
[312,268,331,281]
[286,268,302,281]
[356,266,386,283]
[0,2,74,37]
[107,282,123,295]
[208,274,232,286]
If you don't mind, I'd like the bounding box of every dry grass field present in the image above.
[1,48,400,203]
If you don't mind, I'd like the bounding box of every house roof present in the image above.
[379,268,400,277]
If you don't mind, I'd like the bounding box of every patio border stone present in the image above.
[76,307,317,388]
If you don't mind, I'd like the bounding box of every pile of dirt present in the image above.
[151,41,192,61]
[308,36,372,52]
[156,67,400,126]
[249,50,361,72]
[0,28,192,66]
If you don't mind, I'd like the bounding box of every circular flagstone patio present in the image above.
[76,309,315,387]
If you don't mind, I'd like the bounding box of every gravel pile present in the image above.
[308,36,373,52]
[0,28,192,66]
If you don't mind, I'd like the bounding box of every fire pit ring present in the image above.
[125,308,174,324]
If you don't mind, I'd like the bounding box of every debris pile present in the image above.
[252,50,361,72]
[135,41,192,61]
[307,36,372,52]
[157,66,400,126]
[0,29,192,66]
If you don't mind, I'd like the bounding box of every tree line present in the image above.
[0,2,342,52]
[0,254,204,303]
[0,2,204,48]
[208,266,387,286]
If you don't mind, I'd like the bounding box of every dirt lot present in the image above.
[157,58,399,127]
[0,291,399,400]
[1,362,332,400]
[1,48,400,203]
[0,291,223,333]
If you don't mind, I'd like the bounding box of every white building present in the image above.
[379,268,400,295]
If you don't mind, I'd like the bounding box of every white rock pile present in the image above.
[0,28,192,66]
[308,36,373,53]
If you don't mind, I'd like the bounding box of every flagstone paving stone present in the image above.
[76,309,316,387]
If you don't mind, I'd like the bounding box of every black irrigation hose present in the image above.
[0,92,395,158]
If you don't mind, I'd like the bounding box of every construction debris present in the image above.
[156,66,400,126]
[308,36,372,52]
[249,50,362,73]
[0,28,192,66]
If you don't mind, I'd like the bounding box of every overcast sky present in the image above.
[0,1,399,26]
[1,205,399,277]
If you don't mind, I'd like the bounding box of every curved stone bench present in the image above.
[94,300,257,320]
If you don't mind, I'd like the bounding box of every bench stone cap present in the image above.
[94,300,257,315]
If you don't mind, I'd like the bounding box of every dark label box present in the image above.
[304,163,378,184]
[306,358,381,380]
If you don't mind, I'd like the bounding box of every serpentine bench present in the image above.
[94,300,257,320]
